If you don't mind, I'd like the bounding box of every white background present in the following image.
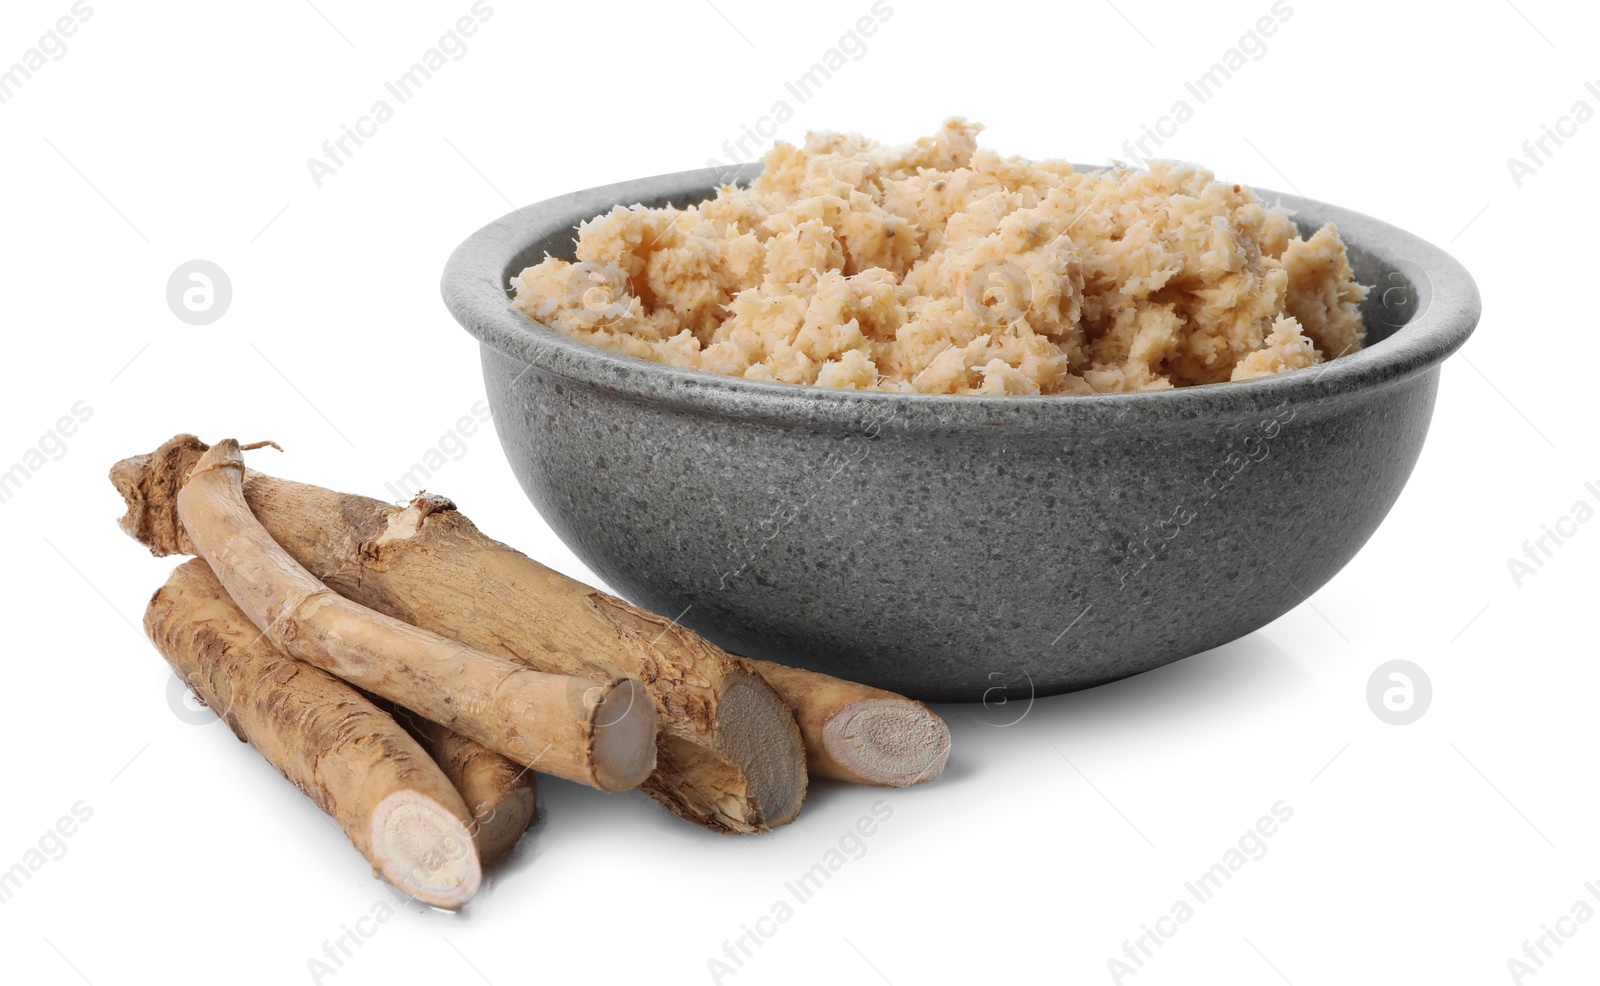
[1,0,1595,983]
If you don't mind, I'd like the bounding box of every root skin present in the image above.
[398,712,537,864]
[146,559,483,909]
[113,434,805,834]
[170,439,657,793]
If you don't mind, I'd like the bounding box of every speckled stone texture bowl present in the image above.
[442,164,1479,702]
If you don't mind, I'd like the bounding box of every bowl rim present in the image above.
[441,162,1481,428]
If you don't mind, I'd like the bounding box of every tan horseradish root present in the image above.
[113,436,806,834]
[751,661,949,786]
[394,709,537,864]
[113,435,951,801]
[169,439,658,793]
[146,559,483,909]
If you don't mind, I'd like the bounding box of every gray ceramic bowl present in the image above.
[442,164,1479,702]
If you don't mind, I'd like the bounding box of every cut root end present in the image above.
[370,790,483,910]
[717,674,807,828]
[824,699,951,787]
[475,787,538,866]
[591,679,659,793]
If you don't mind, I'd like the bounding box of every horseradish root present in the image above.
[113,435,807,834]
[171,439,658,793]
[749,660,950,786]
[398,711,537,864]
[146,559,483,909]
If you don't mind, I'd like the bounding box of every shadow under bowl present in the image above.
[442,164,1480,702]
